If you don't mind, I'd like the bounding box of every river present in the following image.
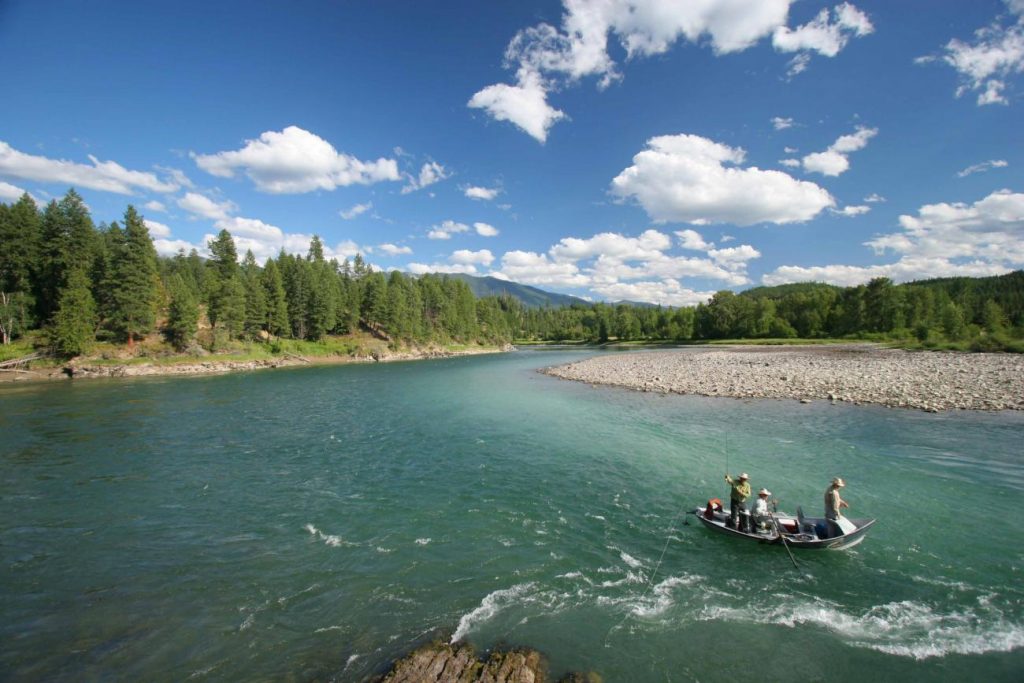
[2,348,1022,681]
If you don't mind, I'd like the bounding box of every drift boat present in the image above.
[694,499,876,550]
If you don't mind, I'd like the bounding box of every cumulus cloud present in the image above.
[922,1,1024,106]
[771,116,794,130]
[192,126,400,193]
[379,243,412,256]
[675,229,712,250]
[474,222,500,237]
[153,238,202,258]
[468,67,567,143]
[590,280,717,307]
[611,133,834,225]
[450,249,495,266]
[550,229,672,262]
[428,219,471,240]
[0,141,178,195]
[340,201,372,220]
[144,200,166,212]
[177,192,237,220]
[143,219,171,237]
[0,180,31,203]
[493,249,590,288]
[830,205,871,217]
[764,189,1024,286]
[802,126,877,176]
[772,2,874,71]
[470,1,871,140]
[957,159,1008,177]
[406,261,482,276]
[464,185,502,201]
[402,161,449,194]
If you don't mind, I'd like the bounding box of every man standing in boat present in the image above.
[825,477,850,536]
[724,472,751,530]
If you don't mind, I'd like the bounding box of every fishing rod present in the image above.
[769,509,799,571]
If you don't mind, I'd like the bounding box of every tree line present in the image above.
[510,274,1024,350]
[0,190,514,355]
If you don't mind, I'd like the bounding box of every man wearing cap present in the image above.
[750,488,773,533]
[724,472,751,530]
[824,477,849,535]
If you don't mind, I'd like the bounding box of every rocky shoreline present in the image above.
[542,344,1024,412]
[0,345,512,383]
[377,642,600,683]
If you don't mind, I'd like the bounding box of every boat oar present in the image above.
[770,512,799,570]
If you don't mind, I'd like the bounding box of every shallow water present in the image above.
[1,349,1022,681]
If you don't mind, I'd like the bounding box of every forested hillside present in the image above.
[0,190,516,357]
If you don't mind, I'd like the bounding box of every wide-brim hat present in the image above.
[739,473,749,480]
[759,488,771,496]
[832,477,845,487]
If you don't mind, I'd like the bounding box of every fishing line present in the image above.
[602,505,685,647]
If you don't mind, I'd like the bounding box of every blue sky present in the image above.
[1,0,1022,305]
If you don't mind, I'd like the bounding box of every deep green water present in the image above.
[1,349,1023,682]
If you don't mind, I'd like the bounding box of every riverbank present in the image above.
[0,343,512,384]
[542,344,1024,411]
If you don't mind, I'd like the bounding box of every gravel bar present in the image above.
[541,344,1024,412]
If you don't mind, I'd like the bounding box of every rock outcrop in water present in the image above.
[378,642,601,683]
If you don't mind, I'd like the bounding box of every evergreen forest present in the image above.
[1,190,1022,359]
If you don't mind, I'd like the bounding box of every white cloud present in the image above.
[153,238,202,258]
[675,229,712,250]
[474,222,500,237]
[784,146,798,154]
[144,200,166,212]
[933,10,1024,106]
[590,279,716,307]
[379,243,412,256]
[464,185,502,201]
[0,180,30,202]
[192,125,400,193]
[340,201,372,220]
[830,204,871,217]
[779,158,801,168]
[864,193,886,203]
[709,244,761,266]
[402,161,449,194]
[468,67,567,143]
[143,219,171,237]
[611,133,834,225]
[406,261,481,276]
[428,219,471,240]
[471,1,873,140]
[450,249,495,266]
[765,188,1024,286]
[177,192,237,220]
[493,250,590,288]
[773,3,874,59]
[156,166,194,190]
[771,116,794,130]
[956,159,1008,177]
[802,126,877,176]
[550,229,672,262]
[0,141,178,195]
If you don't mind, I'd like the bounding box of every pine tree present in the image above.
[165,274,199,351]
[241,250,268,338]
[50,267,97,357]
[206,230,244,341]
[260,258,289,337]
[35,190,97,323]
[0,193,41,296]
[109,207,159,347]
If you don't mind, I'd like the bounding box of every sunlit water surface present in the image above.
[2,349,1022,682]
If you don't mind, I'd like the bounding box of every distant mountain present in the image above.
[440,273,589,308]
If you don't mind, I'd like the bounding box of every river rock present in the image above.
[378,642,601,683]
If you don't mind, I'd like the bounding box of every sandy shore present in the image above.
[542,344,1024,412]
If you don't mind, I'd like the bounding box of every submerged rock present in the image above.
[377,642,601,683]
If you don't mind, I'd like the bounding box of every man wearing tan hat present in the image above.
[825,477,849,535]
[751,488,773,532]
[724,472,752,530]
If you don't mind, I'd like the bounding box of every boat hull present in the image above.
[693,507,875,550]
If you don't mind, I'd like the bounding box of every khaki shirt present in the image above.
[726,476,751,502]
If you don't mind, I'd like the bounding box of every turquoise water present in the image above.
[2,349,1023,682]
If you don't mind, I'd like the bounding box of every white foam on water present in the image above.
[630,575,702,618]
[619,551,643,569]
[415,538,431,545]
[375,546,393,553]
[451,582,537,643]
[697,597,1024,660]
[314,625,345,633]
[557,571,583,579]
[304,523,356,548]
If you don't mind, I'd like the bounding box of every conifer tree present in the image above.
[0,193,41,297]
[260,258,289,337]
[109,207,159,347]
[206,230,245,341]
[165,273,199,351]
[50,267,97,357]
[241,250,268,338]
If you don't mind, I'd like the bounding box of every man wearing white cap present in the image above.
[825,477,850,535]
[751,488,773,532]
[724,472,751,530]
